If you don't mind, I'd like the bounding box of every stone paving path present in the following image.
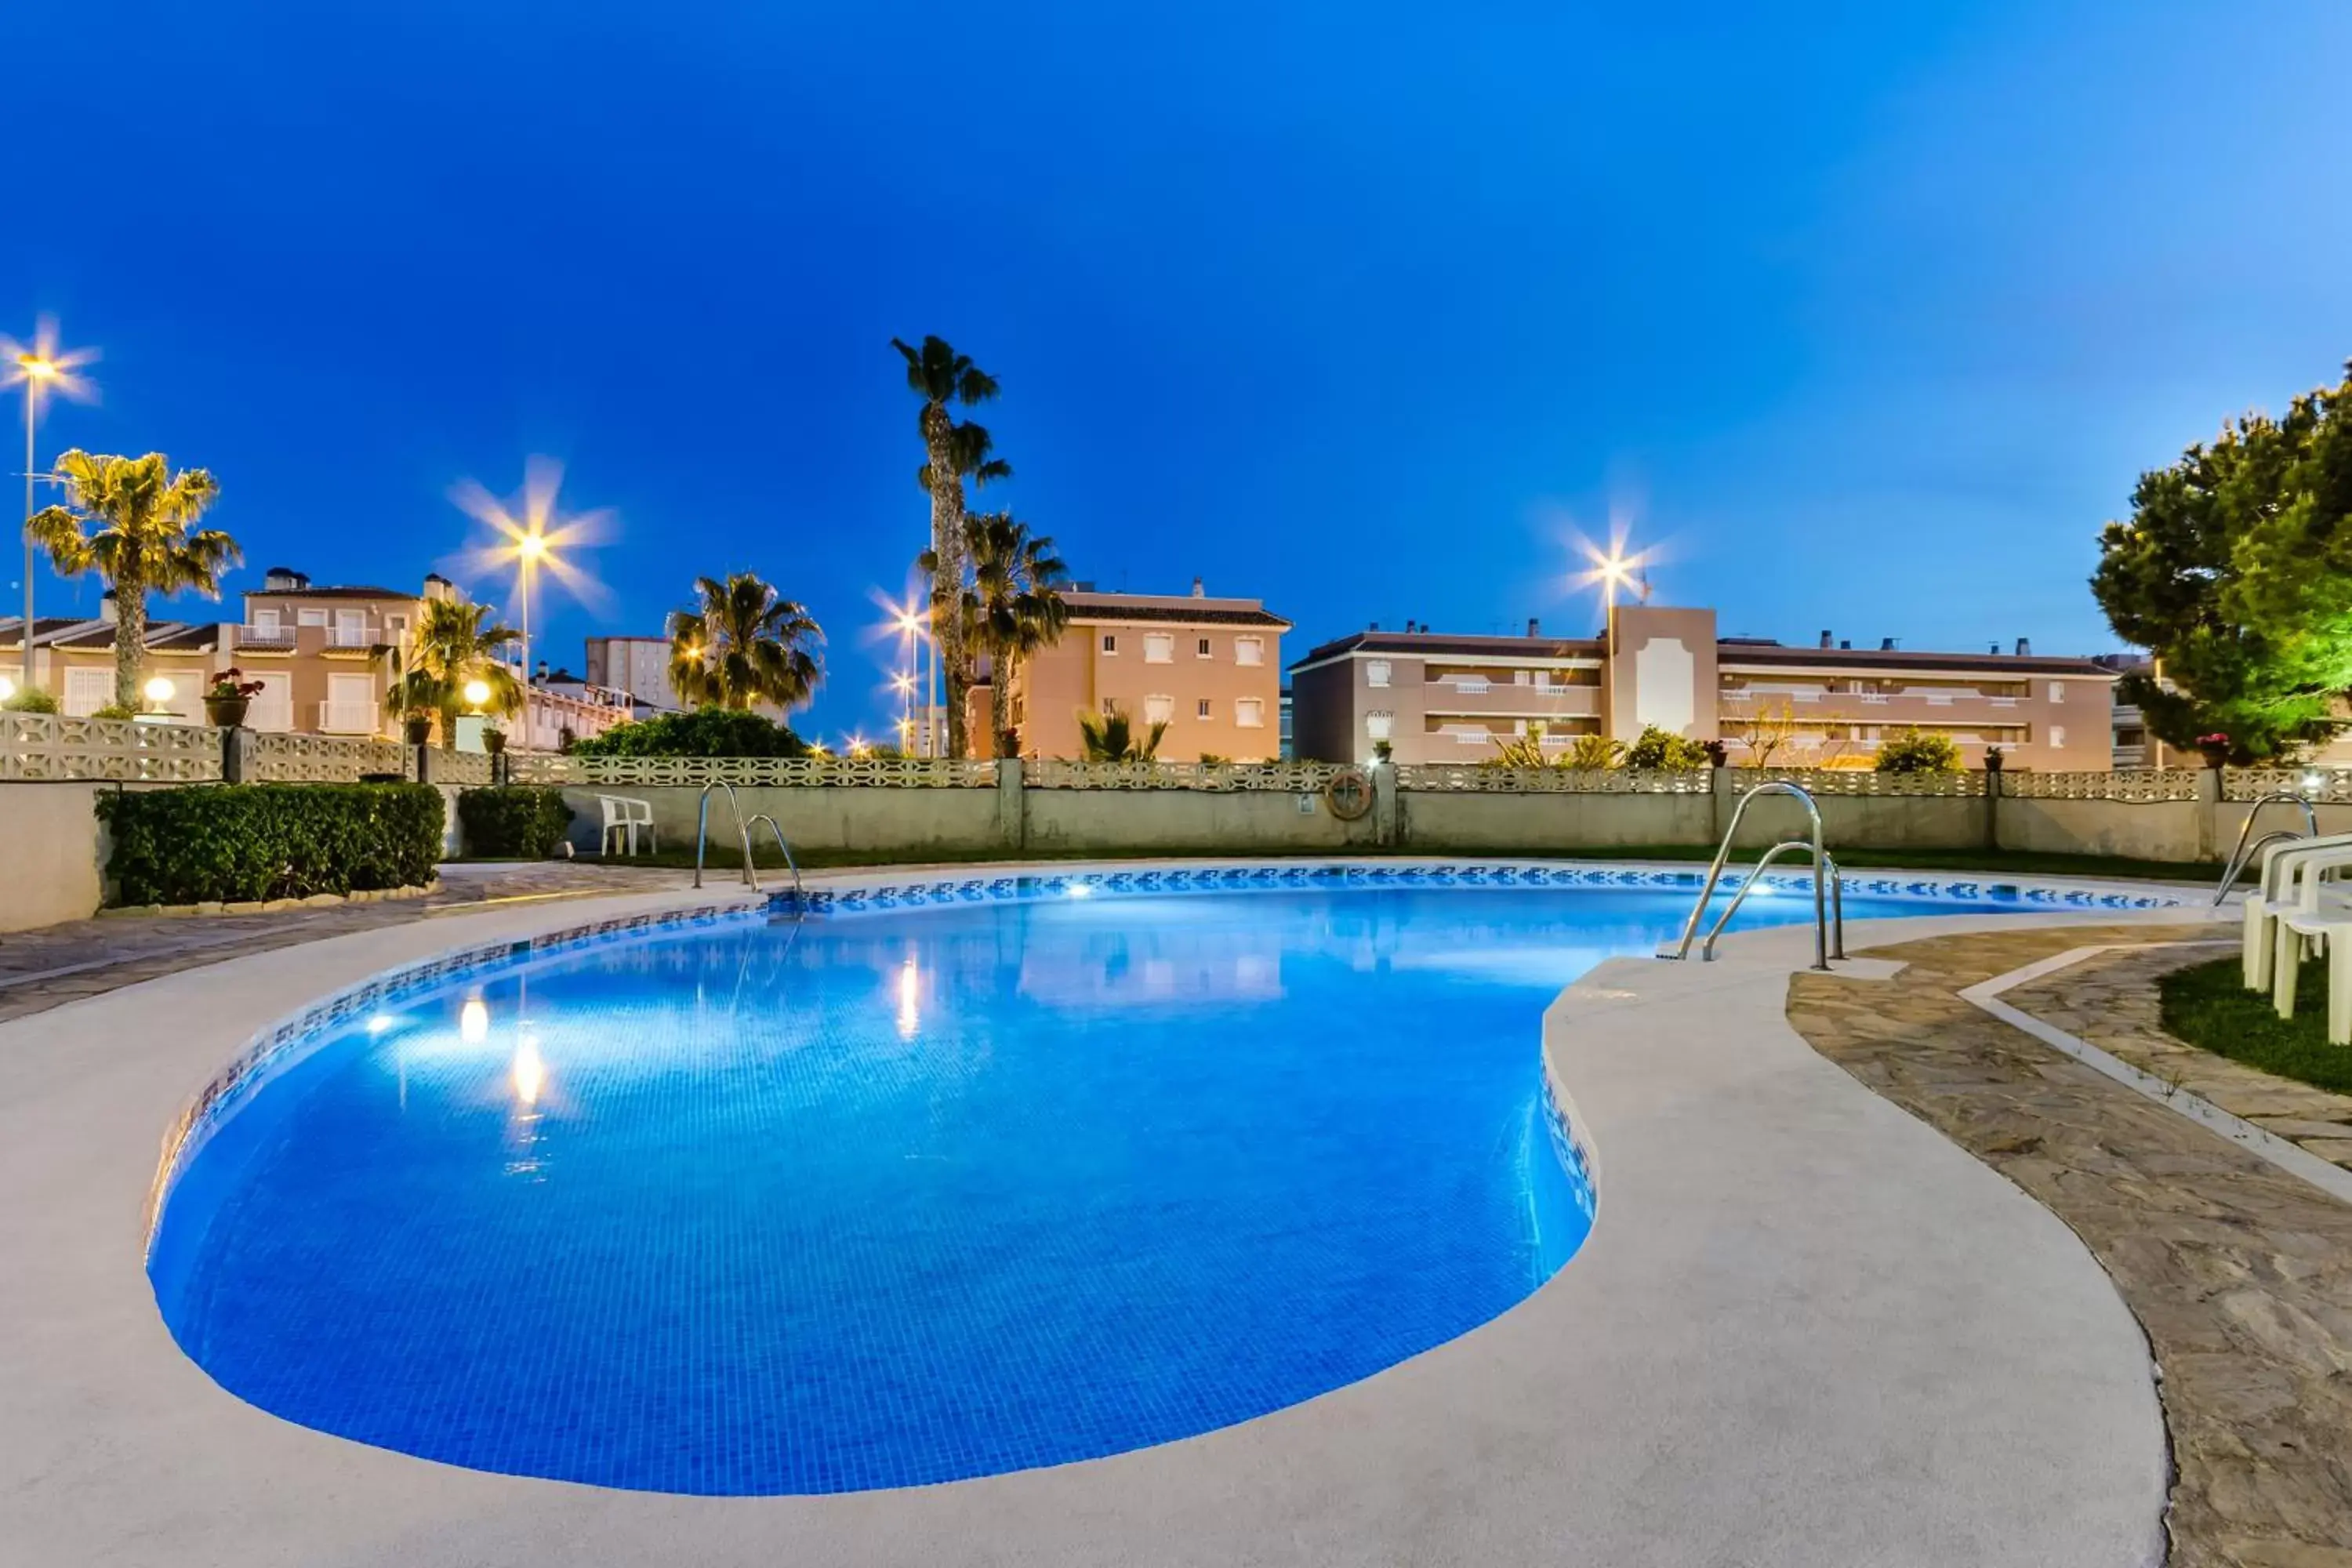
[0,862,692,1025]
[2006,941,2352,1171]
[1788,924,2352,1568]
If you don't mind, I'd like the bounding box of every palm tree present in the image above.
[668,572,824,711]
[383,597,523,747]
[892,335,1002,757]
[27,451,234,711]
[1076,708,1167,762]
[922,512,1069,757]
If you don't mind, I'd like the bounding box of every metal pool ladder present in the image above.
[693,783,808,911]
[2213,790,2318,906]
[1658,780,1845,971]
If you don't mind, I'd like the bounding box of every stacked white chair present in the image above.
[2240,832,2352,990]
[2269,842,2352,1043]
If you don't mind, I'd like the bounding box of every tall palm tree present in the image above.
[27,451,234,711]
[892,334,1001,757]
[964,513,1069,754]
[383,597,523,747]
[668,572,824,711]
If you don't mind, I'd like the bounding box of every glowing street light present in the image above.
[1573,535,1650,739]
[141,675,175,712]
[450,456,612,716]
[2,319,99,694]
[463,677,492,710]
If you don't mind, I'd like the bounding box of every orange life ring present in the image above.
[1324,767,1374,821]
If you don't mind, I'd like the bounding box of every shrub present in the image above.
[97,782,444,906]
[568,706,807,758]
[1623,725,1711,771]
[92,702,136,720]
[1874,728,1962,774]
[457,786,573,858]
[3,684,60,713]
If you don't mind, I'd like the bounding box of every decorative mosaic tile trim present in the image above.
[775,861,2191,919]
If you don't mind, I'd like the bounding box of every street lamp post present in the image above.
[6,325,96,698]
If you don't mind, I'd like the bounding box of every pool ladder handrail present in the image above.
[693,781,760,891]
[1660,780,1841,971]
[2213,791,2318,906]
[1697,840,1846,964]
[745,812,805,910]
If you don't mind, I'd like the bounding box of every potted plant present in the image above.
[202,667,266,728]
[2196,731,2231,769]
[1372,739,1394,765]
[1701,739,1729,768]
[1983,744,2005,774]
[403,714,434,746]
[482,718,508,757]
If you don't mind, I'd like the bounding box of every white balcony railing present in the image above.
[325,625,375,648]
[316,699,380,735]
[238,622,296,643]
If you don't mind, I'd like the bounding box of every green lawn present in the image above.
[2158,956,2352,1095]
[557,841,2219,884]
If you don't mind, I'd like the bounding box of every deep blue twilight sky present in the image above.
[9,1,2350,740]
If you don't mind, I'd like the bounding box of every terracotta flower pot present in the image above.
[202,695,251,728]
[404,717,434,746]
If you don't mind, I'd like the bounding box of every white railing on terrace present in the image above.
[1026,759,1343,791]
[247,731,414,782]
[0,713,223,782]
[238,622,296,644]
[325,626,375,649]
[504,754,1000,788]
[315,700,381,735]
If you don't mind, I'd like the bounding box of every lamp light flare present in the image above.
[142,676,175,708]
[463,678,492,708]
[0,318,100,401]
[511,1036,547,1107]
[460,996,491,1044]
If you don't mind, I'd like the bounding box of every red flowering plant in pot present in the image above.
[202,667,267,728]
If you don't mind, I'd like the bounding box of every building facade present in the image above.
[584,635,688,714]
[995,583,1290,760]
[1290,604,2117,771]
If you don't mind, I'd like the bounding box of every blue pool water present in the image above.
[151,881,2016,1494]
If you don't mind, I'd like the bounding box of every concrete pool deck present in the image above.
[0,862,2209,1566]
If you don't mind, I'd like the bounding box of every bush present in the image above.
[568,706,807,758]
[2,684,60,713]
[1623,725,1711,771]
[457,786,573,858]
[97,783,445,906]
[1873,728,1962,774]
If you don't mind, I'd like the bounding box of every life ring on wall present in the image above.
[1325,767,1375,821]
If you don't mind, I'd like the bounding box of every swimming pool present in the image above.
[147,871,2094,1494]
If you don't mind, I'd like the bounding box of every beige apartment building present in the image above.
[1,567,631,746]
[987,583,1290,760]
[1290,603,2117,771]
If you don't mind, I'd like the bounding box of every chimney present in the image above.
[1526,616,1541,637]
[1369,621,1380,632]
[1839,639,1851,650]
[1819,630,1834,649]
[1191,576,1205,598]
[1989,641,2000,655]
[100,590,118,624]
[1880,637,1896,651]
[263,566,309,593]
[2014,637,2031,656]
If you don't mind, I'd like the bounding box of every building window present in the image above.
[1196,698,1211,719]
[252,607,281,637]
[1534,669,1552,689]
[1144,633,1174,664]
[64,666,111,717]
[297,608,328,628]
[1235,697,1265,728]
[1196,637,1212,658]
[1144,694,1174,725]
[1367,711,1394,741]
[1235,637,1264,667]
[1366,659,1392,688]
[2049,725,2067,749]
[1513,670,1531,686]
[2049,682,2065,703]
[1101,633,1117,655]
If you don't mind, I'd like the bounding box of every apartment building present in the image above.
[584,635,688,713]
[2,567,631,747]
[1291,603,2117,770]
[993,581,1290,760]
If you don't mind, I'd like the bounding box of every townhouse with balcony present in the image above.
[1291,604,2116,769]
[986,580,1290,760]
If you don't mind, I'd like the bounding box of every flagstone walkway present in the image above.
[1788,924,2352,1568]
[0,862,691,1025]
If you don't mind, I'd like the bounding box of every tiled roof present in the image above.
[1293,630,1605,666]
[1717,644,2115,677]
[1060,595,1290,629]
[0,617,89,649]
[45,621,224,652]
[242,585,414,601]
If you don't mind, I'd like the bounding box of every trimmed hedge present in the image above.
[98,783,445,906]
[568,706,807,758]
[456,786,573,858]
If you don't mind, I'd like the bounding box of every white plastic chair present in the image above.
[2270,844,2352,1040]
[2242,833,2352,990]
[597,794,656,857]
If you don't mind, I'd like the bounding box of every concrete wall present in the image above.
[559,783,1008,858]
[1400,792,1715,851]
[0,784,109,932]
